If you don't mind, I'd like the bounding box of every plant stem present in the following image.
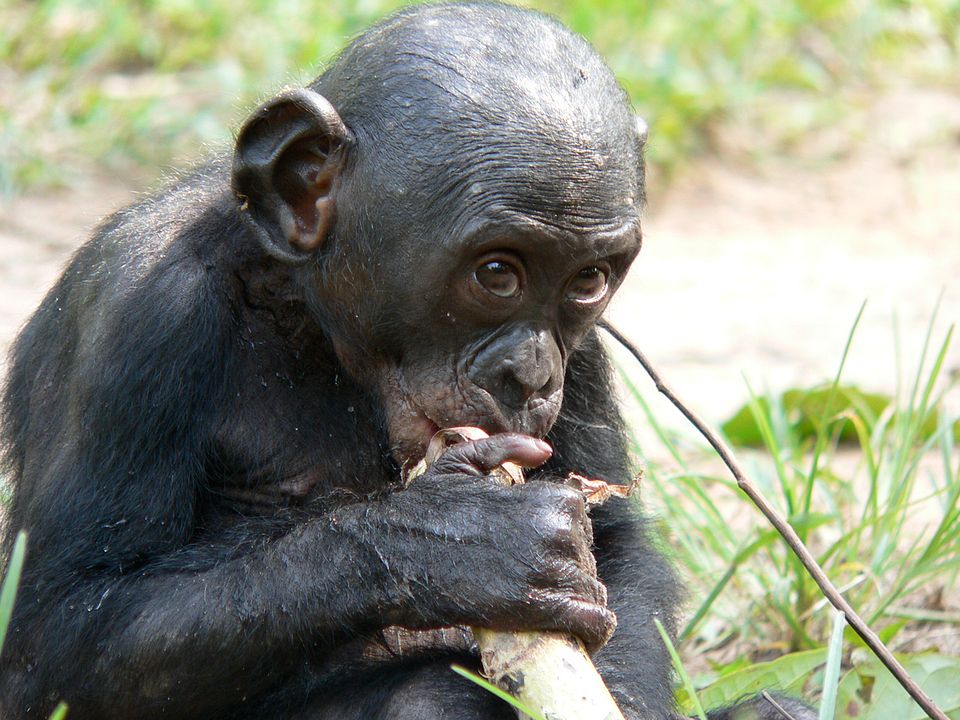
[600,320,949,720]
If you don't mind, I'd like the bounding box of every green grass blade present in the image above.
[742,378,793,514]
[681,527,789,640]
[619,366,690,471]
[48,702,68,720]
[818,609,846,720]
[802,301,865,521]
[0,530,27,656]
[904,294,941,424]
[450,665,547,720]
[914,325,953,438]
[655,618,708,720]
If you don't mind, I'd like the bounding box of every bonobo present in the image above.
[0,3,813,719]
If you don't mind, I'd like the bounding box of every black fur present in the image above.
[1,4,814,719]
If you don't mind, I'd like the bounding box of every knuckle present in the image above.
[545,513,575,541]
[527,481,584,515]
[436,442,485,476]
[560,489,586,517]
[542,483,587,520]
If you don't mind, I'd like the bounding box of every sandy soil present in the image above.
[610,88,960,425]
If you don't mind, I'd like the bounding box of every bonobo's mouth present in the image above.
[380,366,560,469]
[400,403,509,469]
[387,405,443,468]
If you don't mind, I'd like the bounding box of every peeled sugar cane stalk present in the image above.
[407,426,627,720]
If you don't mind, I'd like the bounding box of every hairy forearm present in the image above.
[13,515,389,718]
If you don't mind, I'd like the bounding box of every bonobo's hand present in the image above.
[352,433,615,649]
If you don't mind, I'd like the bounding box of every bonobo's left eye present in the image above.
[565,266,609,303]
[474,260,522,298]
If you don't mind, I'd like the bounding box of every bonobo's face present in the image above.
[330,117,643,466]
[317,7,647,466]
[231,3,645,467]
[366,206,642,467]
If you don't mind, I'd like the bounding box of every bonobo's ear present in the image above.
[232,88,354,263]
[635,116,649,149]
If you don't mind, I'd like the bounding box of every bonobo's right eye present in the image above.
[474,260,522,298]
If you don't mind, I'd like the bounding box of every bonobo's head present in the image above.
[232,2,646,465]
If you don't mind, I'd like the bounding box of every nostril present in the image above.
[506,357,554,401]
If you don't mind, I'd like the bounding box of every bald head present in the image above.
[233,2,644,262]
[317,3,633,138]
[313,3,644,234]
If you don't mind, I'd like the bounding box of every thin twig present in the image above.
[600,320,948,720]
[761,691,797,720]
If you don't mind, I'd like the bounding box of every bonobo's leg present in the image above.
[371,662,515,720]
[707,694,817,720]
[275,658,515,720]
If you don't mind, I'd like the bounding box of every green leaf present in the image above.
[836,654,960,720]
[0,530,27,656]
[697,649,827,712]
[722,385,896,447]
[721,396,772,447]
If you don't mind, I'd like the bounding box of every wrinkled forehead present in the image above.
[361,111,643,242]
[326,4,645,240]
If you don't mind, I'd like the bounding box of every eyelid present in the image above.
[565,264,610,304]
[467,251,526,305]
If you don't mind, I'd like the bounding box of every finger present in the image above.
[440,433,552,475]
[580,509,594,551]
[561,488,595,558]
[537,593,617,652]
[581,605,617,653]
[552,558,605,604]
[579,543,598,581]
[528,483,592,555]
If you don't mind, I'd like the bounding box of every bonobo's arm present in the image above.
[0,203,609,719]
[542,331,681,720]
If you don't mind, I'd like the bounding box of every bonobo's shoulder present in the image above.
[40,160,245,341]
[83,159,241,285]
[54,161,248,309]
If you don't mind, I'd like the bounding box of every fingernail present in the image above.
[535,439,552,454]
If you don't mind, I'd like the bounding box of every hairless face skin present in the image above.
[0,4,814,719]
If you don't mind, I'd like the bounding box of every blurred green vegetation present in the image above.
[0,0,958,192]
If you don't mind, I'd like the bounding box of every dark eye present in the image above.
[474,260,521,298]
[566,266,608,303]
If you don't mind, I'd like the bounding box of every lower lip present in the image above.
[419,414,441,443]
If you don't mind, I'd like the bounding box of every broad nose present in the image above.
[467,327,562,409]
